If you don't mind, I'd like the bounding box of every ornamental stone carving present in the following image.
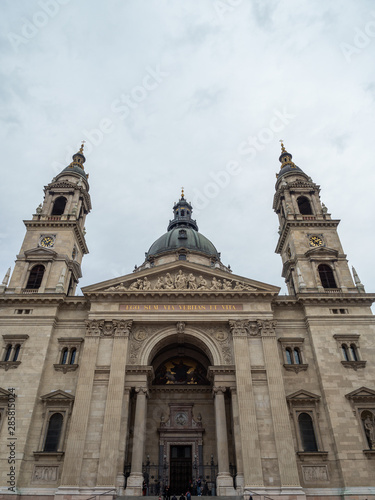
[102,270,257,293]
[213,386,226,396]
[85,320,104,337]
[32,465,58,483]
[129,326,157,364]
[302,465,328,482]
[113,319,133,337]
[228,320,250,337]
[257,320,277,337]
[206,326,233,364]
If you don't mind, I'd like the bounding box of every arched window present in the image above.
[26,265,45,289]
[61,348,68,365]
[350,344,358,361]
[69,348,76,365]
[297,196,313,215]
[12,345,21,362]
[298,412,318,452]
[342,344,350,361]
[4,345,12,362]
[318,264,337,289]
[51,197,67,216]
[285,348,293,364]
[44,413,63,452]
[294,348,301,364]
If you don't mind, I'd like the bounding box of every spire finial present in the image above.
[79,140,85,154]
[280,139,286,153]
[181,187,184,199]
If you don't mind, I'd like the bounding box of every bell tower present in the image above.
[6,144,92,295]
[273,142,362,295]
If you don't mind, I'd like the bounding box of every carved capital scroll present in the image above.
[113,319,133,337]
[85,319,104,337]
[228,319,250,337]
[257,320,277,337]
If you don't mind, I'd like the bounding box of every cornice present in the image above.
[272,293,375,307]
[275,219,340,254]
[84,290,278,299]
[23,219,89,254]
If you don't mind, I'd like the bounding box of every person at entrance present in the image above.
[197,477,202,496]
[179,493,185,500]
[186,490,191,500]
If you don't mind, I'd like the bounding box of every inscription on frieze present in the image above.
[120,303,243,312]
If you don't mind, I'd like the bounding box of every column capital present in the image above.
[229,386,237,395]
[134,386,149,397]
[114,319,133,337]
[257,319,277,337]
[213,386,226,397]
[228,319,250,337]
[85,319,104,337]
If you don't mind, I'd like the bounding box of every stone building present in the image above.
[0,143,374,500]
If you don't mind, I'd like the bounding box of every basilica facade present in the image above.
[0,144,374,500]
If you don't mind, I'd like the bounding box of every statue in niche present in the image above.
[364,414,375,449]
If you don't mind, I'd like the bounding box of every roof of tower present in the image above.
[276,141,305,179]
[58,142,88,179]
[146,190,220,259]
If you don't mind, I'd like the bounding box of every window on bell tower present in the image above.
[26,264,45,290]
[297,196,313,215]
[51,196,67,216]
[318,264,337,289]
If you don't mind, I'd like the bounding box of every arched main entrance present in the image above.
[124,330,237,496]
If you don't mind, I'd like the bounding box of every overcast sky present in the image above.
[1,0,375,299]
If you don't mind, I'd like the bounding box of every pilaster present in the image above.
[229,320,263,488]
[59,320,100,487]
[259,320,301,488]
[97,320,133,487]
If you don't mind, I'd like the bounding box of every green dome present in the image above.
[147,227,220,258]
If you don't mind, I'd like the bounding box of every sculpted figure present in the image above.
[105,285,117,291]
[175,270,188,289]
[143,277,152,290]
[222,279,233,290]
[188,273,197,289]
[165,273,174,289]
[211,277,221,290]
[364,415,375,449]
[116,282,127,291]
[197,276,207,289]
[129,279,142,290]
[234,281,245,290]
[155,276,165,290]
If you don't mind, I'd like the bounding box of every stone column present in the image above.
[97,320,133,487]
[125,386,148,495]
[259,320,301,490]
[213,386,235,496]
[59,320,102,488]
[229,320,263,488]
[116,388,131,496]
[230,387,244,493]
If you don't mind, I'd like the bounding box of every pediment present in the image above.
[286,390,321,402]
[346,387,375,402]
[82,261,280,296]
[24,247,57,259]
[41,390,75,402]
[305,246,339,258]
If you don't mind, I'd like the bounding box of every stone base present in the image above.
[216,472,237,496]
[244,486,306,500]
[235,473,244,495]
[124,472,144,496]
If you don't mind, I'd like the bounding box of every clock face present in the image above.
[40,236,55,248]
[309,235,323,247]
